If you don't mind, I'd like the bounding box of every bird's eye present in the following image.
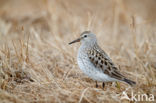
[84,35,87,38]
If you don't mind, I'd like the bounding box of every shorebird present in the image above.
[69,31,136,88]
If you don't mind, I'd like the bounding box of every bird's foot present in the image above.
[95,81,98,88]
[102,82,105,89]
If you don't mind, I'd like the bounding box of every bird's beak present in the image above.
[69,37,81,45]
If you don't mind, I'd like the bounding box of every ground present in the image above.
[0,0,156,103]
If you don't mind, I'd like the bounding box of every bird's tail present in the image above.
[123,78,136,86]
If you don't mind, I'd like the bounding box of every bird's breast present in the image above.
[77,48,99,78]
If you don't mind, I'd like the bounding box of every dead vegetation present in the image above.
[0,0,156,103]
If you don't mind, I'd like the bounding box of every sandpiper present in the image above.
[69,31,136,88]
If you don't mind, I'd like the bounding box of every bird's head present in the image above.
[69,31,97,45]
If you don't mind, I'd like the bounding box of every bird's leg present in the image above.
[95,81,98,88]
[102,82,105,88]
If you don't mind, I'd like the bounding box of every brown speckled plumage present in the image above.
[87,45,125,81]
[69,31,136,86]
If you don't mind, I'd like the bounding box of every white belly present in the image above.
[77,52,116,82]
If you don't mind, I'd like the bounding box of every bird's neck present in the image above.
[80,41,97,51]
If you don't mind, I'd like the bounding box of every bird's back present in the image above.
[77,43,122,82]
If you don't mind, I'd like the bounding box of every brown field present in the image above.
[0,0,156,103]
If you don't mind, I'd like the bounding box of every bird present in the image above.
[69,31,136,88]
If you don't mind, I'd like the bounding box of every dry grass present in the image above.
[0,0,156,103]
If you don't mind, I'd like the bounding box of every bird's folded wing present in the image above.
[87,46,125,81]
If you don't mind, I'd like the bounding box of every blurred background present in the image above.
[0,0,156,36]
[0,0,156,103]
